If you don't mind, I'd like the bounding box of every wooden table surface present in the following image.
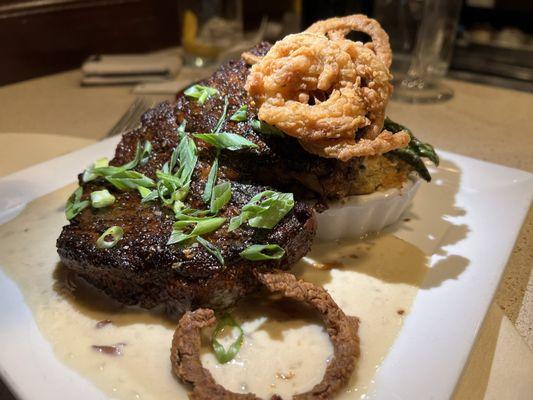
[0,64,531,399]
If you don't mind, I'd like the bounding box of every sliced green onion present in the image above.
[202,156,219,203]
[193,132,257,151]
[137,186,158,203]
[229,190,294,231]
[173,200,186,215]
[139,140,152,166]
[167,216,226,245]
[174,210,212,221]
[157,180,175,205]
[172,183,190,202]
[106,170,155,191]
[197,236,224,265]
[240,244,285,261]
[90,189,115,208]
[82,157,109,182]
[177,119,187,138]
[156,170,185,188]
[96,226,124,249]
[211,314,244,363]
[83,140,152,183]
[184,84,218,105]
[155,132,197,207]
[176,134,198,183]
[230,105,248,122]
[93,142,143,176]
[251,119,284,137]
[213,97,229,133]
[65,187,90,220]
[210,181,232,214]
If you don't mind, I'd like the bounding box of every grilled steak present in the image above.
[57,43,374,317]
[57,108,315,318]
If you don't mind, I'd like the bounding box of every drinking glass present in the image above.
[180,0,243,67]
[375,0,462,103]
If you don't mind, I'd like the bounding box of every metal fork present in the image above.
[105,97,153,138]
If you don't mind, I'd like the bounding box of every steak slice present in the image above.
[57,98,316,318]
[58,42,374,317]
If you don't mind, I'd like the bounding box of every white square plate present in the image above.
[0,137,532,400]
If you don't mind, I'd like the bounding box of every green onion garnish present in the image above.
[173,200,186,215]
[156,132,198,207]
[193,132,257,151]
[197,236,224,265]
[251,119,284,137]
[240,244,285,261]
[82,157,109,182]
[213,97,229,133]
[230,105,248,122]
[138,186,158,203]
[96,226,124,249]
[229,190,294,231]
[82,140,152,183]
[139,140,152,166]
[90,189,115,208]
[177,119,187,138]
[106,170,155,191]
[210,181,232,214]
[211,314,244,363]
[65,187,90,220]
[202,155,219,203]
[184,84,219,105]
[167,216,226,245]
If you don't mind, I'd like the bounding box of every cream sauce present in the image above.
[0,186,428,400]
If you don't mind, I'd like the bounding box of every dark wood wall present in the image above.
[0,0,180,86]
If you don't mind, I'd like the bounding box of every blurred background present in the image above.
[1,0,532,93]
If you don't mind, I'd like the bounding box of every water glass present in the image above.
[375,0,462,103]
[180,0,243,67]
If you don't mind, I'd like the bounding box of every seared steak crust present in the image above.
[57,100,315,317]
[58,43,369,317]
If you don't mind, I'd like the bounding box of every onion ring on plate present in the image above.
[305,14,392,68]
[246,33,392,142]
[170,272,360,400]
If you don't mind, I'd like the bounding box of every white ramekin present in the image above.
[316,176,421,241]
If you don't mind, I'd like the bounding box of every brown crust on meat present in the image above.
[171,272,359,399]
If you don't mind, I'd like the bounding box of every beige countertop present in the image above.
[0,67,532,399]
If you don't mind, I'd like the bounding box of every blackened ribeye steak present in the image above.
[57,101,316,318]
[59,42,373,317]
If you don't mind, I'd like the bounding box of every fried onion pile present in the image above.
[244,15,410,161]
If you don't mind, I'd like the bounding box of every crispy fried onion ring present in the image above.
[170,272,360,400]
[305,14,392,68]
[301,129,411,161]
[246,33,392,142]
[244,15,409,161]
